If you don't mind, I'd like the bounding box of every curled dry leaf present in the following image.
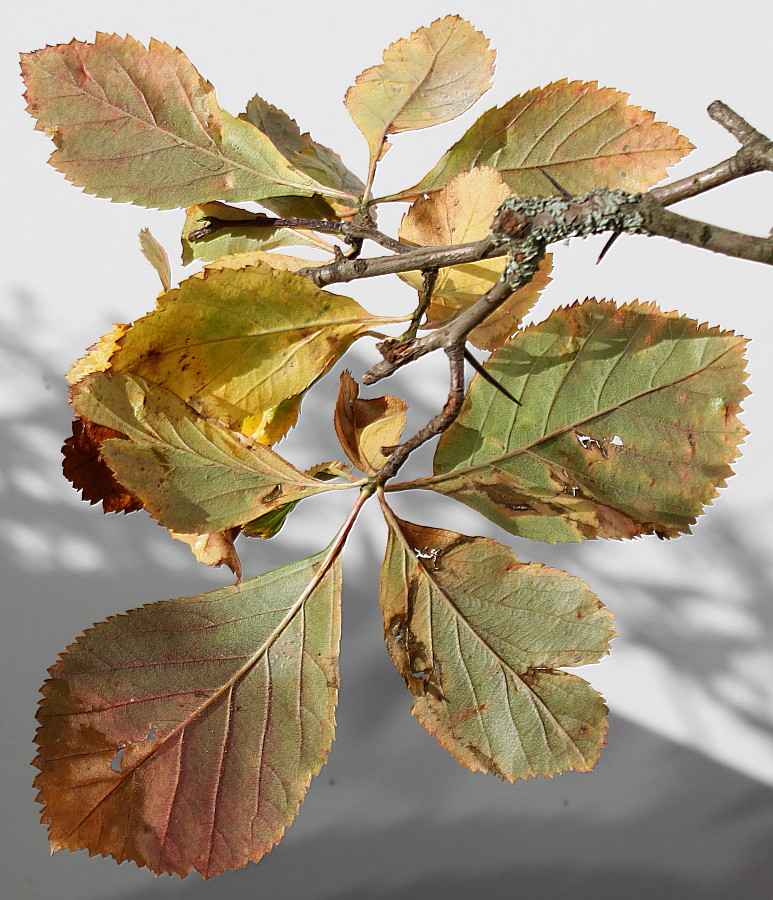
[398,167,552,351]
[345,15,495,171]
[170,528,242,580]
[387,80,694,201]
[379,507,613,780]
[70,372,341,535]
[334,371,407,474]
[21,35,357,209]
[428,299,748,542]
[34,548,342,877]
[181,201,333,265]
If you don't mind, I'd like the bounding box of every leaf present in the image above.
[345,16,495,171]
[21,35,358,210]
[181,201,333,265]
[170,528,242,580]
[241,95,364,214]
[62,417,142,513]
[108,261,394,441]
[202,250,318,275]
[34,547,342,877]
[386,80,693,201]
[139,228,172,291]
[242,463,351,539]
[67,323,130,386]
[379,508,613,780]
[397,168,552,350]
[70,372,340,535]
[333,371,407,475]
[427,299,748,542]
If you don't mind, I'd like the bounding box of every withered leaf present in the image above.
[35,547,342,877]
[397,168,552,351]
[333,371,407,475]
[380,507,613,780]
[345,16,494,173]
[428,300,748,542]
[62,417,142,513]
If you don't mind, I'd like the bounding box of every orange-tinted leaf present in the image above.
[35,547,342,877]
[379,507,613,780]
[333,371,407,474]
[22,35,355,209]
[61,417,142,513]
[387,80,693,201]
[345,16,494,171]
[397,168,552,350]
[430,300,748,542]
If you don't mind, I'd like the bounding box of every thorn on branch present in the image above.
[539,168,573,199]
[463,348,521,405]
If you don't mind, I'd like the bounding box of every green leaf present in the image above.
[384,80,693,202]
[426,300,748,542]
[241,95,364,215]
[345,15,495,172]
[181,201,334,265]
[21,35,359,209]
[34,547,342,877]
[379,507,613,780]
[70,372,341,535]
[108,261,396,441]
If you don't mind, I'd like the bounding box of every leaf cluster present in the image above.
[23,16,748,878]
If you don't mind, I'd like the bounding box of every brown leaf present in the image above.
[333,371,407,474]
[61,418,142,513]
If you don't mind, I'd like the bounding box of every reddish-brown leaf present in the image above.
[61,417,142,513]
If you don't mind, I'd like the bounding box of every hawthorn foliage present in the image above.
[22,16,751,879]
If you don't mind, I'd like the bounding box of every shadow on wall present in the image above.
[4,290,773,899]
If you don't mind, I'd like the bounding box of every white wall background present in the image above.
[3,2,773,897]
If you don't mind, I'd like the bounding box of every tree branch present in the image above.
[374,345,466,483]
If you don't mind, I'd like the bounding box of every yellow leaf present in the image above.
[66,323,130,385]
[398,168,552,350]
[202,251,318,275]
[345,16,494,171]
[109,262,394,440]
[138,228,171,292]
[333,371,407,474]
